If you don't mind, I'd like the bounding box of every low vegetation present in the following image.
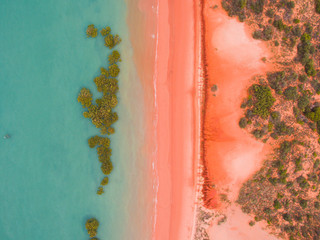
[220,0,320,239]
[78,26,121,194]
[86,24,98,38]
[85,218,99,238]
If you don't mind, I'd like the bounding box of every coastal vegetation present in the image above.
[78,26,121,194]
[86,24,98,38]
[220,0,320,239]
[85,218,99,238]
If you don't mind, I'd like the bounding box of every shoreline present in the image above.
[126,0,197,239]
[154,0,196,239]
[125,0,158,238]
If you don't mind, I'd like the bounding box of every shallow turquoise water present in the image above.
[0,0,152,239]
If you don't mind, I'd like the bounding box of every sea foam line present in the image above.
[151,0,160,239]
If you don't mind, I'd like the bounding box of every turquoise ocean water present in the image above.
[0,0,152,239]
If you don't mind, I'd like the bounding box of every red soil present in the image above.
[202,0,272,208]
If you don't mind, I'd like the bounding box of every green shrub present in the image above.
[292,25,302,37]
[253,30,263,39]
[97,186,104,195]
[305,58,317,76]
[239,117,248,128]
[267,71,286,93]
[297,176,310,189]
[314,159,320,168]
[263,207,272,214]
[85,218,99,238]
[286,181,293,188]
[86,24,98,38]
[298,94,310,111]
[274,121,294,136]
[262,25,274,40]
[305,106,320,121]
[279,141,292,159]
[298,33,313,65]
[250,0,265,14]
[305,22,313,34]
[286,1,295,8]
[316,0,320,14]
[273,19,285,31]
[101,176,109,186]
[266,9,275,18]
[274,199,282,209]
[298,74,308,82]
[100,26,111,36]
[252,129,265,139]
[108,50,121,65]
[293,18,300,24]
[270,111,281,122]
[299,199,308,209]
[250,84,275,119]
[283,213,291,221]
[283,86,298,100]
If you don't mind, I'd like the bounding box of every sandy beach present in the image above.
[153,0,196,239]
[127,0,196,239]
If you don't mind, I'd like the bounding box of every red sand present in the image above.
[153,0,196,239]
[202,0,271,208]
[127,0,196,239]
[202,0,279,239]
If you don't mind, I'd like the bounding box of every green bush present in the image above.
[316,0,320,14]
[253,30,263,39]
[273,19,285,31]
[298,33,313,65]
[108,50,121,65]
[283,86,298,100]
[249,220,255,226]
[286,1,295,8]
[274,199,282,209]
[298,74,308,82]
[86,24,98,38]
[265,9,275,18]
[305,22,313,34]
[250,84,275,119]
[274,121,294,136]
[250,0,265,14]
[239,117,248,128]
[314,159,320,168]
[298,94,310,111]
[299,199,308,209]
[85,218,99,238]
[305,58,317,76]
[252,129,265,139]
[283,213,291,221]
[297,176,310,189]
[262,25,274,40]
[279,141,292,159]
[267,71,286,93]
[270,111,281,122]
[292,25,302,37]
[305,106,320,121]
[293,18,300,24]
[101,176,109,186]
